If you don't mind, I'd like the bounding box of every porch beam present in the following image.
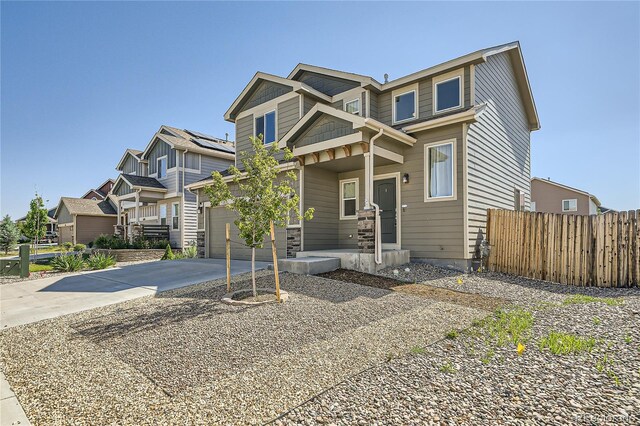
[292,132,363,157]
[374,146,404,164]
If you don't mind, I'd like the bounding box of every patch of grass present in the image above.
[410,346,426,355]
[481,348,495,364]
[562,295,623,307]
[439,361,456,373]
[533,301,560,311]
[538,331,596,355]
[477,307,534,346]
[445,329,459,339]
[592,317,601,325]
[29,262,53,272]
[623,334,632,344]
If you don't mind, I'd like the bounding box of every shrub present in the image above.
[93,235,128,249]
[151,239,171,249]
[50,254,85,272]
[86,253,116,270]
[62,242,73,251]
[161,244,174,260]
[73,243,86,252]
[182,245,198,258]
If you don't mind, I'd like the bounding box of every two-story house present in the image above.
[188,42,540,271]
[112,125,234,248]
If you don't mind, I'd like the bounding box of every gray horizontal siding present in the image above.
[183,200,198,247]
[235,115,254,167]
[467,52,531,258]
[368,91,378,119]
[278,96,300,140]
[241,80,292,113]
[303,166,339,250]
[303,95,315,114]
[56,204,73,224]
[296,71,360,96]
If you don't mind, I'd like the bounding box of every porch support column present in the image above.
[116,199,122,226]
[134,192,140,224]
[363,152,371,209]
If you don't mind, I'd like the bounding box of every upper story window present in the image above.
[392,84,418,124]
[157,156,167,179]
[424,139,456,202]
[562,199,577,212]
[344,99,360,115]
[433,69,463,114]
[255,110,276,145]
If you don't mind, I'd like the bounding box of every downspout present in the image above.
[369,128,384,265]
[182,150,188,248]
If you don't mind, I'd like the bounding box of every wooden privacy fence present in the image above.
[486,209,640,287]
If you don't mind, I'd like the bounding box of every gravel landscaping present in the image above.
[277,263,640,425]
[0,270,486,425]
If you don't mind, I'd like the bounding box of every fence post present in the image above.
[270,221,281,303]
[19,244,29,278]
[225,223,231,292]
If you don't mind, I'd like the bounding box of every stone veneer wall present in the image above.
[286,227,301,258]
[197,231,206,258]
[94,249,165,262]
[357,209,375,254]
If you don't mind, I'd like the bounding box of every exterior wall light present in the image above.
[403,173,410,184]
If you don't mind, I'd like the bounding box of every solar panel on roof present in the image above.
[185,129,219,141]
[192,138,235,154]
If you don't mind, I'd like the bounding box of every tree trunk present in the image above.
[251,246,257,298]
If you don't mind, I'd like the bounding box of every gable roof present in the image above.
[278,103,416,149]
[532,177,601,207]
[224,72,332,122]
[288,64,380,88]
[116,149,143,171]
[140,125,236,161]
[114,174,167,193]
[54,197,117,218]
[80,178,115,200]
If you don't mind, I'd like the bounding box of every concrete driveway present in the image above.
[0,258,269,329]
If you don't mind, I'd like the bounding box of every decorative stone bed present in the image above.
[221,288,289,305]
[93,249,165,262]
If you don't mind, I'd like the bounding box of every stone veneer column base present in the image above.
[196,231,206,258]
[358,209,376,254]
[286,227,301,258]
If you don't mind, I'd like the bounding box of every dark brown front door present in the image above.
[374,178,397,244]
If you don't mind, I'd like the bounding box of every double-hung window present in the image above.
[340,179,358,219]
[159,204,167,226]
[255,110,276,145]
[157,157,167,179]
[344,99,360,115]
[393,85,418,124]
[425,140,455,201]
[433,70,463,114]
[172,202,180,230]
[562,199,577,212]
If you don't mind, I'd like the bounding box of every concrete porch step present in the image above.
[296,249,410,274]
[278,257,340,275]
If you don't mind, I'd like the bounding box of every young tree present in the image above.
[204,136,313,297]
[0,215,20,254]
[20,193,49,254]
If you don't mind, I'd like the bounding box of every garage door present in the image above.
[59,225,74,244]
[207,207,286,261]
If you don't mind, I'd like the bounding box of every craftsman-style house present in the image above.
[188,42,540,271]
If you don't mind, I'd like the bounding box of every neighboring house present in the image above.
[81,179,115,201]
[111,126,235,248]
[54,197,118,244]
[188,41,540,271]
[16,207,58,237]
[531,177,601,215]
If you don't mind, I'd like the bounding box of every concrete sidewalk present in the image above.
[1,372,31,426]
[0,258,269,329]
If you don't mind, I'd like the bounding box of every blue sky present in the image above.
[1,1,639,218]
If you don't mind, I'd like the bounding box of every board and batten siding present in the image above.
[303,166,339,250]
[122,155,142,175]
[148,139,176,173]
[466,52,531,258]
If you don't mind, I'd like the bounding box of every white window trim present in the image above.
[433,68,464,115]
[156,155,168,179]
[184,153,201,174]
[562,199,577,212]
[254,109,277,146]
[344,98,360,116]
[171,202,180,230]
[159,203,168,226]
[339,178,359,220]
[424,139,457,202]
[392,83,419,125]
